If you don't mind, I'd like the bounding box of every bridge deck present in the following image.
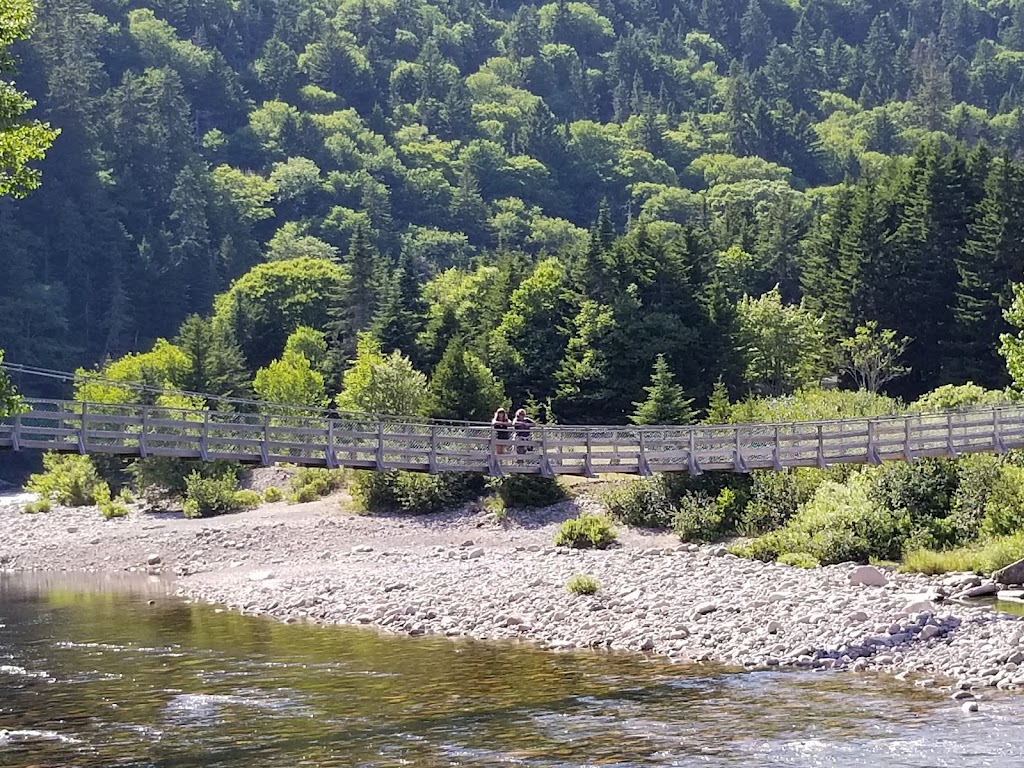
[1,399,1022,477]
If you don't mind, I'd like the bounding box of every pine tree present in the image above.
[703,377,732,424]
[740,0,774,68]
[175,314,250,401]
[630,354,697,425]
[327,221,380,351]
[371,254,424,357]
[949,155,1024,386]
[449,167,490,245]
[427,337,505,421]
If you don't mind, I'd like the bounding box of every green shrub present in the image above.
[777,552,820,568]
[233,489,262,509]
[555,512,618,549]
[566,574,600,595]
[131,457,239,507]
[734,476,906,565]
[739,469,825,535]
[95,482,129,520]
[672,492,725,542]
[981,464,1024,538]
[491,475,567,509]
[912,384,1015,412]
[289,467,345,502]
[23,498,51,514]
[292,485,322,504]
[483,495,508,522]
[601,478,674,528]
[352,471,485,514]
[263,486,283,503]
[949,454,1002,542]
[867,458,957,527]
[182,472,242,519]
[27,453,105,507]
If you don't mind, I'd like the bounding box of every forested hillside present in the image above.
[7,0,1024,422]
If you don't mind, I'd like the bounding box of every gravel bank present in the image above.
[3,489,1023,698]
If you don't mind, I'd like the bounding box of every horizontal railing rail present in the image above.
[2,399,1024,476]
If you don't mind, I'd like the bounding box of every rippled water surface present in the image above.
[2,572,1024,767]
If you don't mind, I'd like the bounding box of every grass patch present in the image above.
[23,498,51,514]
[901,532,1024,575]
[566,574,600,595]
[777,552,820,568]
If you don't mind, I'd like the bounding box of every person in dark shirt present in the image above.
[513,408,534,454]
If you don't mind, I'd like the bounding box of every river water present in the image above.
[1,572,1023,767]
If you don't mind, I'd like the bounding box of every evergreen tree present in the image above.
[704,377,732,424]
[427,337,505,421]
[949,155,1024,386]
[327,221,380,351]
[630,354,697,425]
[174,314,250,401]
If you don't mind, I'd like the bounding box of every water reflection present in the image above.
[0,572,1022,767]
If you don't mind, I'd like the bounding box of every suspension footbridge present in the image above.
[2,398,1021,477]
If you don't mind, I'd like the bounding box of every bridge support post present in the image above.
[429,426,438,474]
[583,431,595,478]
[733,427,748,473]
[638,429,652,477]
[687,429,702,476]
[78,401,88,455]
[199,411,209,462]
[261,416,270,467]
[325,419,337,469]
[946,413,958,459]
[867,421,881,465]
[772,425,783,471]
[539,426,555,478]
[995,410,1007,454]
[816,424,827,469]
[375,423,385,471]
[903,417,915,463]
[140,406,148,458]
[11,412,21,452]
[487,427,502,478]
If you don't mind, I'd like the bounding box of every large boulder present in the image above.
[993,557,1024,586]
[848,565,888,587]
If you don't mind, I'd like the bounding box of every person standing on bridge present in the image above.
[513,408,534,455]
[492,407,511,454]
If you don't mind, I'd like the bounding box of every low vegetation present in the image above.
[490,475,567,509]
[901,533,1024,576]
[566,574,600,596]
[555,512,617,549]
[290,467,346,503]
[352,470,485,515]
[262,486,283,503]
[182,471,246,519]
[23,498,51,514]
[27,454,106,507]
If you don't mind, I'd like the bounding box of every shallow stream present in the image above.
[1,571,1023,767]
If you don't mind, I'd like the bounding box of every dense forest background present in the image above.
[8,0,1024,422]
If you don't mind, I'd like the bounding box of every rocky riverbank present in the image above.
[2,487,1023,700]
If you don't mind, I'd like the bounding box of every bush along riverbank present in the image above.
[594,386,1024,578]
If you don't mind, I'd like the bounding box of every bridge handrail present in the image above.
[4,397,1024,477]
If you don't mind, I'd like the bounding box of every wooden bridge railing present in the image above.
[1,399,1024,477]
